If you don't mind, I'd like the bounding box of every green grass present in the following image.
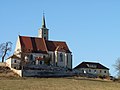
[0,77,120,90]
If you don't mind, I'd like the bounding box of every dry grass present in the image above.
[0,77,120,90]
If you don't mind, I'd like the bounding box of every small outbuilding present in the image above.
[74,62,109,77]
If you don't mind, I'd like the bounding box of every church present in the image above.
[6,15,72,76]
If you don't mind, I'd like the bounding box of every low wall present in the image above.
[22,70,74,77]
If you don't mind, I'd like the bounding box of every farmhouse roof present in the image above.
[74,62,109,70]
[19,36,71,53]
[7,54,21,59]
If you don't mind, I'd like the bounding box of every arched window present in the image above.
[30,54,33,60]
[40,61,42,64]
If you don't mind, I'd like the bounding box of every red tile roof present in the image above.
[19,36,71,53]
[74,62,109,70]
[45,40,71,53]
[19,36,47,54]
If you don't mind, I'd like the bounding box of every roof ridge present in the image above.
[48,40,66,43]
[19,35,43,39]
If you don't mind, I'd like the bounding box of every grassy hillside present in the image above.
[0,66,19,79]
[0,77,120,90]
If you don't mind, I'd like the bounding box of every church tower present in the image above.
[38,14,49,40]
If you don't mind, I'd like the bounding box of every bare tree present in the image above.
[0,41,12,62]
[114,58,120,77]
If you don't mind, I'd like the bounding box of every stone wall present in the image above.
[22,70,74,77]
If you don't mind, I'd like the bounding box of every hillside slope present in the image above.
[0,66,19,78]
[0,78,120,90]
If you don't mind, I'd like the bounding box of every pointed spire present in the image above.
[42,13,46,28]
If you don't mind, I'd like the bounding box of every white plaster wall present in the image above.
[77,68,109,76]
[11,59,20,64]
[38,28,48,40]
[55,51,58,65]
[57,52,66,68]
[54,51,72,69]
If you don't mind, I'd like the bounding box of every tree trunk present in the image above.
[2,49,7,62]
[2,43,8,62]
[2,56,4,62]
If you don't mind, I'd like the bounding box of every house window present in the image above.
[89,69,91,72]
[14,60,17,63]
[104,71,106,73]
[94,70,96,73]
[100,70,102,73]
[43,55,46,58]
[60,53,63,62]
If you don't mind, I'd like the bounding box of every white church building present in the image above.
[6,15,72,77]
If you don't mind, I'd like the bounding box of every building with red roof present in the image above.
[6,15,72,75]
[74,62,109,77]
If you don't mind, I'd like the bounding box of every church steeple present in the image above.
[42,14,46,28]
[38,14,49,40]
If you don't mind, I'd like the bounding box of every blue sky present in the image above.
[0,0,120,76]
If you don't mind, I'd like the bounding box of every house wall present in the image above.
[11,59,21,69]
[75,68,109,77]
[6,58,21,69]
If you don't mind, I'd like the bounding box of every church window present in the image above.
[89,69,91,72]
[60,53,63,62]
[30,54,33,60]
[14,60,17,63]
[40,61,42,64]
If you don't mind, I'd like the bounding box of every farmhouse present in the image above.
[74,62,109,77]
[6,15,72,77]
